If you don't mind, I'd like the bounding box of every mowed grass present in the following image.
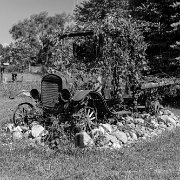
[2,72,42,82]
[0,73,41,97]
[0,76,180,179]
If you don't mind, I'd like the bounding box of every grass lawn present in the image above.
[0,96,180,180]
[0,73,41,98]
[2,72,42,82]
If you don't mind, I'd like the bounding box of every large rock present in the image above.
[168,114,178,122]
[111,130,128,144]
[158,122,167,129]
[167,117,177,127]
[158,115,169,124]
[167,124,174,131]
[99,124,113,135]
[159,115,177,126]
[176,123,180,127]
[125,116,134,123]
[13,131,23,140]
[134,118,144,124]
[20,125,29,132]
[150,119,159,129]
[31,124,45,138]
[127,123,135,129]
[74,131,94,148]
[91,127,104,139]
[116,122,124,127]
[104,134,120,144]
[130,132,138,141]
[111,142,122,149]
[141,113,151,119]
[129,131,138,141]
[163,109,172,116]
[23,130,31,139]
[6,123,15,133]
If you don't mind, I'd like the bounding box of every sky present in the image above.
[0,0,84,46]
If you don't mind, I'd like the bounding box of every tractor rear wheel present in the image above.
[73,106,97,132]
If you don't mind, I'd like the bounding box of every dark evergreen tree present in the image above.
[129,0,179,75]
[170,2,180,68]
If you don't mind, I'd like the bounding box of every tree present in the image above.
[9,11,70,68]
[73,2,148,99]
[129,0,179,75]
[170,2,180,65]
[74,0,129,23]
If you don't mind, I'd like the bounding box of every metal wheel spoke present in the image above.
[76,106,97,132]
[90,117,96,121]
[89,111,94,117]
[13,103,34,126]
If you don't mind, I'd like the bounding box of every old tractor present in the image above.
[12,31,179,147]
[13,71,130,135]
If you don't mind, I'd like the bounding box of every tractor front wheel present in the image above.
[13,102,35,126]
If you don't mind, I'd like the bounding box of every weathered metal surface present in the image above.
[41,73,74,107]
[141,79,176,89]
[72,90,92,102]
[41,81,59,108]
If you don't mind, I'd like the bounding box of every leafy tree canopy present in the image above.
[9,11,72,68]
[73,0,148,94]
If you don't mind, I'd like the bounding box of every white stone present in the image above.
[159,122,167,129]
[91,128,104,138]
[111,130,128,144]
[104,134,119,144]
[20,125,29,131]
[111,125,118,131]
[125,116,134,123]
[127,123,135,129]
[13,131,23,140]
[135,118,144,124]
[167,117,177,127]
[167,125,174,131]
[6,123,15,133]
[28,138,37,147]
[41,130,48,136]
[31,124,45,138]
[23,130,31,139]
[129,132,138,141]
[35,136,42,145]
[158,115,169,123]
[156,129,163,135]
[163,109,172,116]
[176,123,180,127]
[111,143,122,149]
[168,114,179,122]
[13,126,23,132]
[151,120,159,128]
[141,113,151,119]
[99,123,112,134]
[150,132,158,137]
[116,122,124,127]
[159,111,164,115]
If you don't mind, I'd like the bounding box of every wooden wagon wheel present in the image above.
[13,102,35,126]
[74,106,97,132]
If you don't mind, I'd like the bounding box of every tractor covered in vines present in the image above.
[12,31,180,148]
[13,70,132,139]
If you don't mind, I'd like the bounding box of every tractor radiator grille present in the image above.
[41,81,59,108]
